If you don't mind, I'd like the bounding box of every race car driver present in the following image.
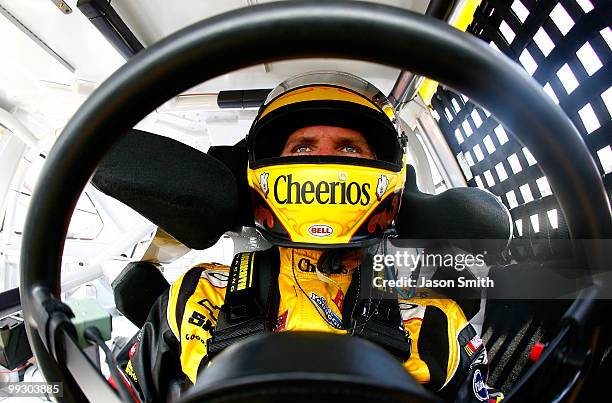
[115,71,502,403]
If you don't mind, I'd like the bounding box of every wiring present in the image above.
[84,326,134,402]
[0,362,31,374]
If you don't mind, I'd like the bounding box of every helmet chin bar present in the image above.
[247,159,406,248]
[19,2,610,403]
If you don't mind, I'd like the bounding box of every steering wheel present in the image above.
[19,1,611,402]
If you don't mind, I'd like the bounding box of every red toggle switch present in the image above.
[529,342,545,362]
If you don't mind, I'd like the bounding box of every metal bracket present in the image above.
[0,4,75,72]
[50,1,72,14]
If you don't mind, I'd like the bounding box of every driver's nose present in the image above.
[314,139,338,156]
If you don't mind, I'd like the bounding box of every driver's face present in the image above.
[280,125,376,159]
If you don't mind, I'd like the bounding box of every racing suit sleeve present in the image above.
[401,296,503,402]
[437,319,500,402]
[114,291,188,402]
[114,265,226,402]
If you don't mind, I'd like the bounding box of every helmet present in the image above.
[247,71,407,248]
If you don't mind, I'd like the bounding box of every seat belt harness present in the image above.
[207,249,279,358]
[209,248,410,361]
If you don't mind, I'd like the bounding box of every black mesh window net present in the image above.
[431,0,611,262]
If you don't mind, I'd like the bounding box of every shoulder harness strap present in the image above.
[342,253,412,361]
[207,247,279,358]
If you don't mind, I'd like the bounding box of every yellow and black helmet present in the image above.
[247,71,407,248]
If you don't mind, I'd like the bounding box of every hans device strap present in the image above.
[207,248,280,358]
[209,248,410,361]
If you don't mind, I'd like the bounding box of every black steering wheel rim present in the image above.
[19,0,611,401]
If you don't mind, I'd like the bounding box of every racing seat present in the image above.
[394,166,511,321]
[111,261,169,328]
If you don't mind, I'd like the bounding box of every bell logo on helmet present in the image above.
[308,224,333,237]
[260,172,270,198]
[376,174,389,201]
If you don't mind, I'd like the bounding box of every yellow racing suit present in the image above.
[116,247,501,402]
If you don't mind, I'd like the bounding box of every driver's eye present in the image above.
[293,144,312,153]
[340,144,360,153]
